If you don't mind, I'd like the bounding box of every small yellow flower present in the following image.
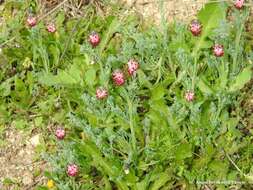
[47,179,54,189]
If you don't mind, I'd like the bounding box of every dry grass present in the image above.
[38,0,105,19]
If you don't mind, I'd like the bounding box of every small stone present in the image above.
[30,134,40,147]
[22,171,33,185]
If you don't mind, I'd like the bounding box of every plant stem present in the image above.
[192,56,198,89]
[225,150,244,175]
[232,9,249,74]
[127,96,137,156]
[232,21,243,75]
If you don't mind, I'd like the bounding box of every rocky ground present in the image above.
[0,128,46,189]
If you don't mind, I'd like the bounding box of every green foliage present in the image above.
[0,0,253,189]
[193,1,227,56]
[229,66,252,92]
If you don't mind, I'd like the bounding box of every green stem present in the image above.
[191,56,198,90]
[225,149,244,175]
[127,96,137,155]
[232,22,243,74]
[232,9,249,74]
[155,56,163,84]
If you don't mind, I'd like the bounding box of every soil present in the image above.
[122,0,208,23]
[0,128,46,190]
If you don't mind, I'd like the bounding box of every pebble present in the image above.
[22,171,33,185]
[30,134,41,147]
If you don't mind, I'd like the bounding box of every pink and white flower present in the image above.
[47,23,56,33]
[190,20,202,36]
[185,91,195,102]
[234,0,244,9]
[112,70,125,86]
[55,128,65,140]
[89,31,100,47]
[213,44,224,57]
[96,87,108,100]
[27,16,37,27]
[67,164,78,177]
[127,59,139,76]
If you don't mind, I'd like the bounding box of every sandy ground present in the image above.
[122,0,208,23]
[0,128,46,189]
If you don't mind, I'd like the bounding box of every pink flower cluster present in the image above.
[67,164,78,177]
[95,59,139,100]
[213,44,224,57]
[96,87,108,100]
[26,15,57,34]
[190,20,202,36]
[55,128,65,140]
[89,31,100,47]
[127,59,139,76]
[27,16,37,27]
[234,0,244,9]
[185,91,195,102]
[47,23,56,33]
[112,69,125,86]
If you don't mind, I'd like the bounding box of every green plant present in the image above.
[0,0,252,189]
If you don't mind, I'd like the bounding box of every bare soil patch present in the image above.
[122,0,208,23]
[0,128,46,189]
